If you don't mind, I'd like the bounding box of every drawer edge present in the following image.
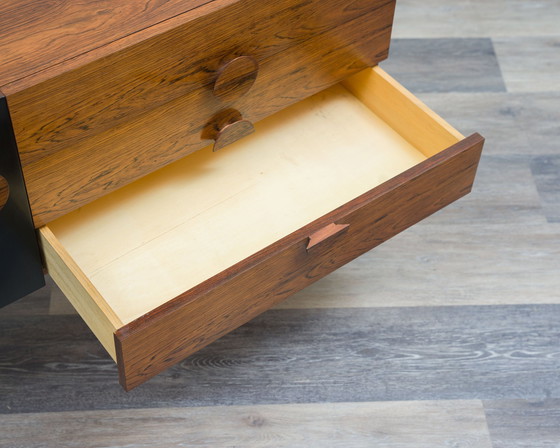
[114,133,484,391]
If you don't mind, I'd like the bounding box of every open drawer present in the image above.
[39,67,484,390]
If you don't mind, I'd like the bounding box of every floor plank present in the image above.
[2,305,560,413]
[484,399,560,448]
[493,37,560,93]
[531,156,560,223]
[426,154,545,226]
[418,92,531,156]
[514,93,560,155]
[1,1,559,446]
[417,92,560,156]
[278,221,560,309]
[391,0,560,38]
[390,0,483,38]
[381,38,505,93]
[0,400,492,448]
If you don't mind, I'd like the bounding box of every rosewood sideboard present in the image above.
[0,0,484,390]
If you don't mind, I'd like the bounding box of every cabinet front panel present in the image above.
[21,3,395,226]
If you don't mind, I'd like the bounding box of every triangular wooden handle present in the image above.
[306,223,350,252]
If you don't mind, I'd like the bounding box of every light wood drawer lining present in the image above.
[45,83,427,326]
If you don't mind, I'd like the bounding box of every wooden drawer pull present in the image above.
[213,119,255,152]
[0,175,8,211]
[307,223,350,252]
[214,55,259,103]
[202,108,255,152]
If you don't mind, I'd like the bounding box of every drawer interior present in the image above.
[40,67,464,360]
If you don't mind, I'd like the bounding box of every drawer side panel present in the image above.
[39,227,122,360]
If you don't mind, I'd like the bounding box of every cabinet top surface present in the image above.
[0,0,229,91]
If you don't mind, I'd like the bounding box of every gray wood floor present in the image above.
[1,1,559,446]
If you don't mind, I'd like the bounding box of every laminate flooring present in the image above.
[1,1,559,446]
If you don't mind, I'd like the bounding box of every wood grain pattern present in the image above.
[8,0,394,166]
[277,221,560,310]
[0,0,223,88]
[0,3,558,446]
[2,303,560,413]
[493,37,560,93]
[307,223,350,251]
[381,38,506,93]
[391,0,560,39]
[22,6,394,226]
[212,120,255,152]
[202,108,255,151]
[484,399,560,448]
[213,56,259,103]
[531,155,560,223]
[115,133,483,390]
[0,400,492,448]
[38,67,482,389]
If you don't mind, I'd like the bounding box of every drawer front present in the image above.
[10,0,395,227]
[22,3,395,227]
[115,133,483,391]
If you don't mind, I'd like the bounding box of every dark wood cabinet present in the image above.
[0,0,484,389]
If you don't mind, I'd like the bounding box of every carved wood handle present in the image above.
[202,108,255,152]
[306,223,350,252]
[213,56,259,103]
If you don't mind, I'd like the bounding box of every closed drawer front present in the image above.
[39,67,484,390]
[7,0,396,227]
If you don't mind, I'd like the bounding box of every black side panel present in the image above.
[0,93,45,307]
